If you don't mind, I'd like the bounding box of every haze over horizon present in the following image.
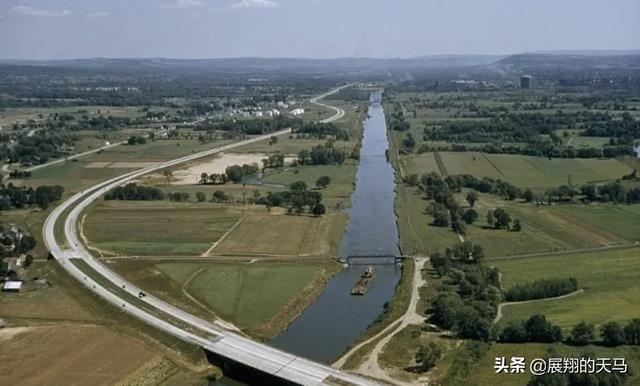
[0,0,639,60]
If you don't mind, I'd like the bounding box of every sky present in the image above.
[0,0,638,60]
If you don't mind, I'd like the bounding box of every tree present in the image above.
[624,318,640,345]
[499,321,528,343]
[315,175,331,189]
[196,191,206,202]
[493,208,512,229]
[162,169,173,186]
[487,210,496,228]
[568,322,594,345]
[212,190,228,203]
[297,149,310,165]
[511,219,522,232]
[471,244,485,262]
[466,191,479,207]
[523,189,535,202]
[290,180,308,192]
[225,165,243,183]
[451,217,466,235]
[311,203,326,217]
[454,306,492,341]
[461,208,478,224]
[430,291,463,329]
[601,321,626,347]
[199,172,209,184]
[432,209,449,227]
[525,314,563,343]
[414,341,442,372]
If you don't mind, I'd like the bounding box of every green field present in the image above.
[556,204,640,241]
[214,212,347,257]
[87,138,230,162]
[162,262,320,330]
[109,260,334,338]
[84,201,243,256]
[396,186,631,257]
[20,160,138,192]
[402,152,632,190]
[492,247,640,330]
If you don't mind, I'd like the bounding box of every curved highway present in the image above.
[43,85,381,386]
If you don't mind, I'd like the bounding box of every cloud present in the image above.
[8,6,71,17]
[227,0,279,9]
[87,11,110,18]
[160,0,204,10]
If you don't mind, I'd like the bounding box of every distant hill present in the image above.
[496,52,640,70]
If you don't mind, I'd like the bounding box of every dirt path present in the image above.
[493,289,584,324]
[486,243,639,262]
[333,258,427,385]
[79,214,119,257]
[201,214,248,256]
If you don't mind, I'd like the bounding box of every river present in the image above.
[214,91,401,384]
[269,91,401,362]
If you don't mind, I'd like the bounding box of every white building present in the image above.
[2,281,22,292]
[290,108,305,116]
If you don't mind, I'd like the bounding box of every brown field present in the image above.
[213,212,347,257]
[0,324,157,386]
[0,262,97,321]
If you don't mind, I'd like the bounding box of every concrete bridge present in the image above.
[43,87,383,386]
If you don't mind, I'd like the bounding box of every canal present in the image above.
[269,91,402,363]
[213,91,402,385]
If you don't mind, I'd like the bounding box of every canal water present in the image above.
[213,91,401,384]
[268,91,402,363]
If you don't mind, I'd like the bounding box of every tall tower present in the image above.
[520,75,532,89]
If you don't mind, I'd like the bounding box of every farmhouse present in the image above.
[2,280,22,292]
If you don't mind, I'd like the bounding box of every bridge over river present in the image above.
[43,86,381,386]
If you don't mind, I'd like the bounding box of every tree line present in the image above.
[293,122,350,140]
[504,278,578,302]
[254,181,326,216]
[0,183,64,210]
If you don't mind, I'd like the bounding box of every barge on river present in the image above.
[351,266,375,295]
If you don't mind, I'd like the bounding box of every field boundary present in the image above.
[201,213,248,257]
[486,243,639,261]
[482,153,505,176]
[433,151,448,176]
[493,289,584,324]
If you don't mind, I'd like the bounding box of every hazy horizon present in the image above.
[1,0,639,60]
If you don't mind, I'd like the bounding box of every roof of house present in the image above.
[3,281,22,290]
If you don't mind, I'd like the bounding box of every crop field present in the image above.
[86,138,230,162]
[0,261,98,321]
[555,204,640,241]
[492,247,640,330]
[232,136,329,154]
[84,201,243,256]
[402,152,632,190]
[16,159,138,192]
[0,324,157,386]
[213,211,347,257]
